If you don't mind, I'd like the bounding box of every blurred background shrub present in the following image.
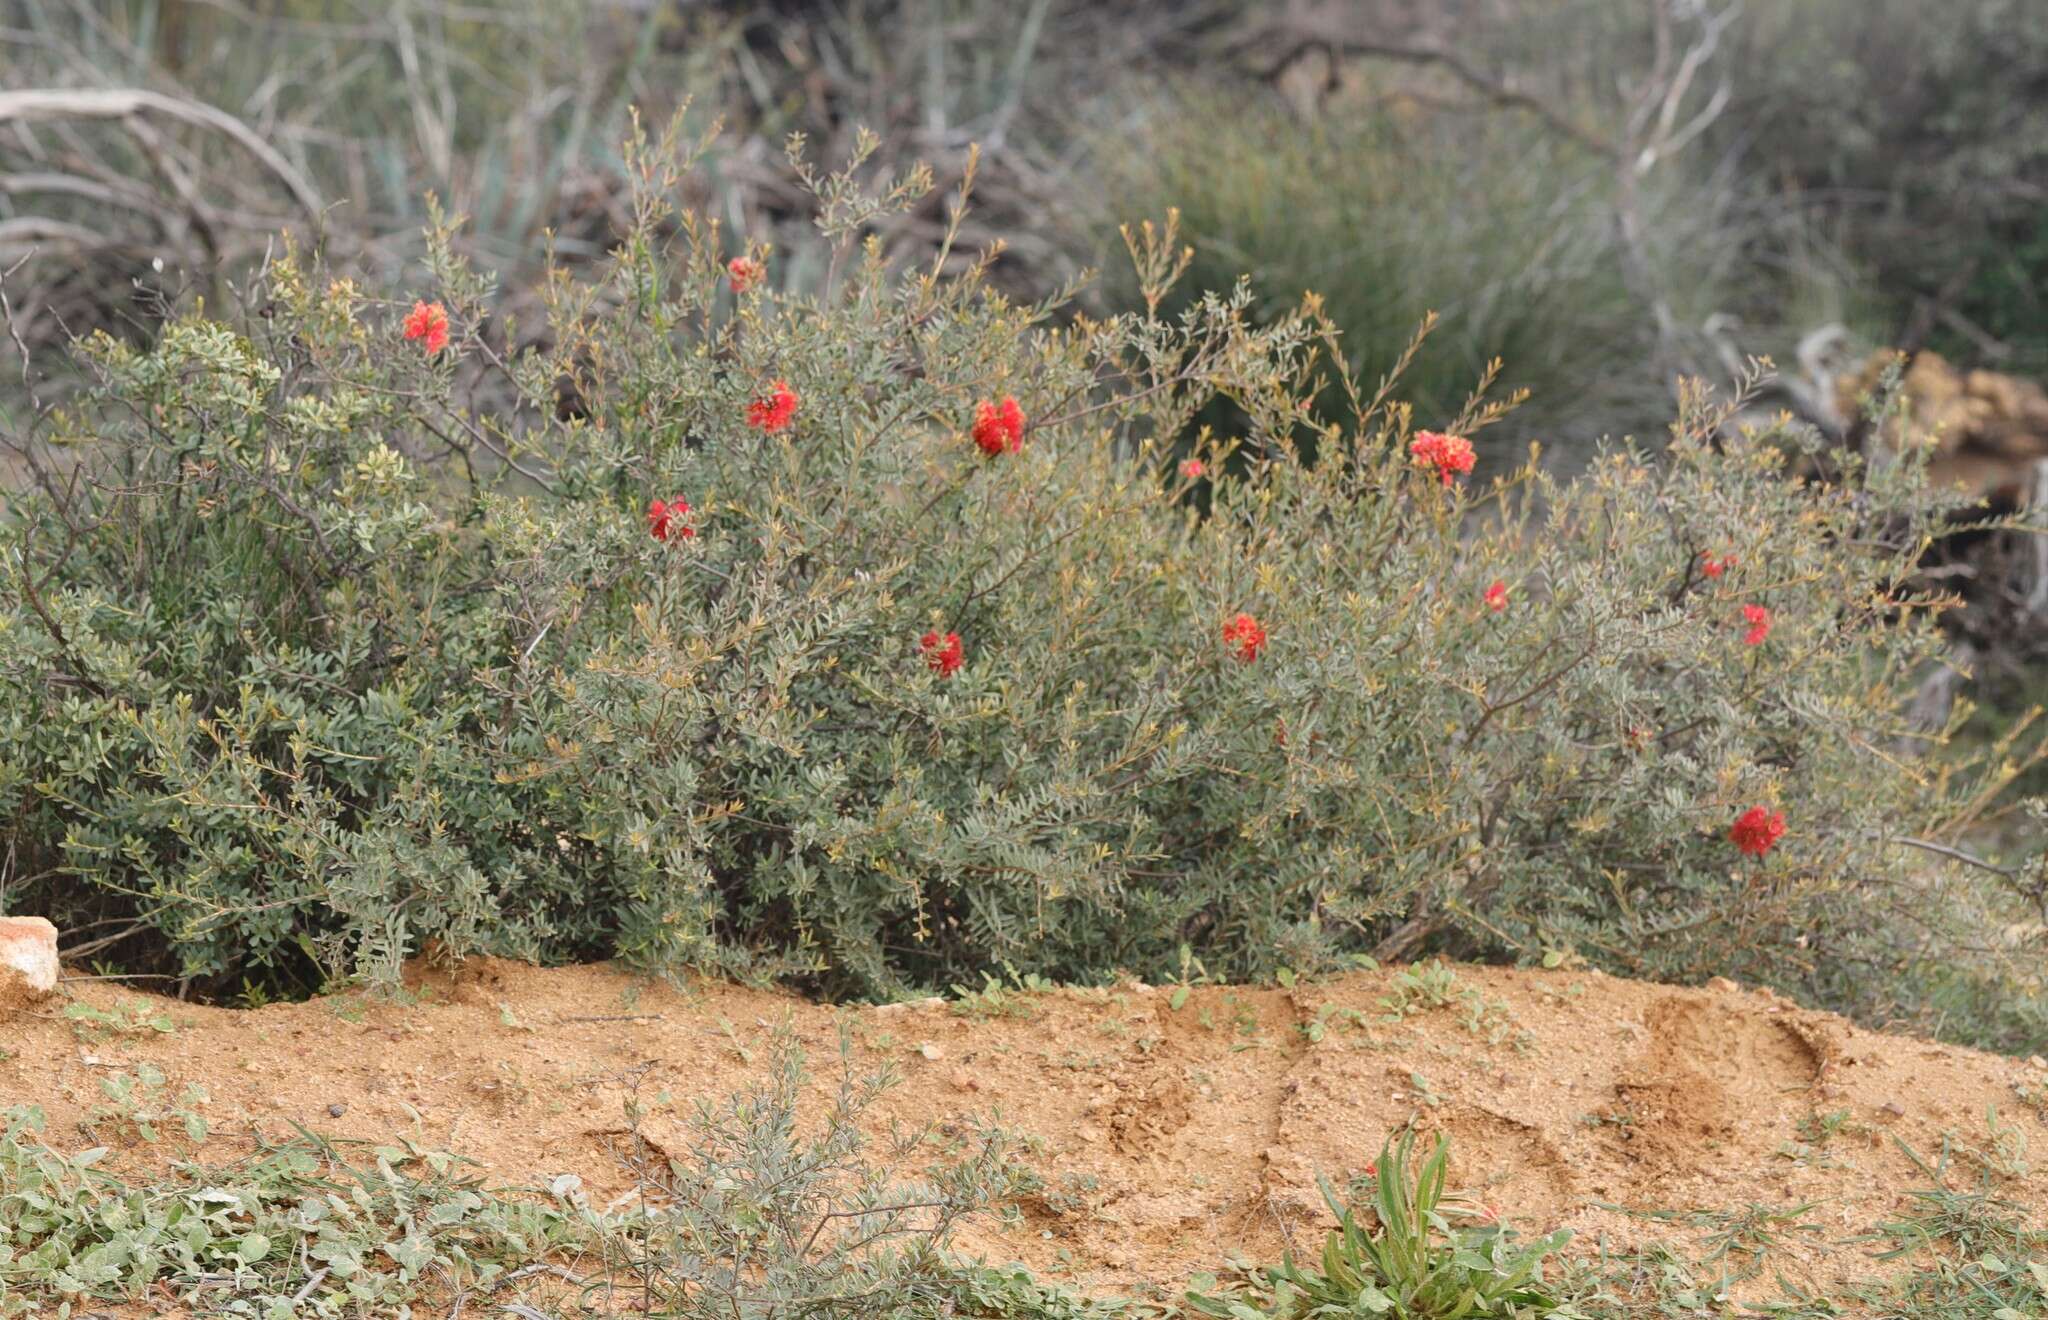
[8,1,2045,450]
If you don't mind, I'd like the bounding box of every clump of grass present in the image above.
[1865,1184,2048,1320]
[1692,1201,1822,1279]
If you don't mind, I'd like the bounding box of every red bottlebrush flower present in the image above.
[1180,458,1206,479]
[1700,552,1734,579]
[1484,580,1509,612]
[972,396,1026,456]
[746,379,799,433]
[648,496,695,543]
[1741,603,1772,646]
[402,300,449,355]
[1222,612,1267,663]
[1409,430,1477,486]
[920,630,964,677]
[727,255,765,294]
[1730,806,1786,857]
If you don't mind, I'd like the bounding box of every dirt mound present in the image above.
[4,960,2043,1304]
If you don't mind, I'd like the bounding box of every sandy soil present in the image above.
[4,958,2044,1309]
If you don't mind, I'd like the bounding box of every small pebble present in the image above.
[328,1103,346,1118]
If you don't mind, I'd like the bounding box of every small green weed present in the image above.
[1795,1109,1859,1146]
[1380,961,1531,1049]
[1300,1002,1373,1045]
[1184,1132,1576,1319]
[1692,1201,1823,1278]
[62,999,175,1042]
[939,1262,1136,1318]
[1943,1107,2033,1182]
[1777,1109,1865,1168]
[84,1065,208,1145]
[1382,962,1464,1017]
[951,966,1058,1021]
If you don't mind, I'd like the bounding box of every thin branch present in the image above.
[0,87,323,219]
[1889,836,2017,878]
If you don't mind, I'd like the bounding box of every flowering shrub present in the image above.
[1,123,2040,1018]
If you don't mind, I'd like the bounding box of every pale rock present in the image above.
[0,916,58,1005]
[871,996,945,1017]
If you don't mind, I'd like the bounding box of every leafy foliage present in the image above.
[0,1105,591,1317]
[1,118,2041,1032]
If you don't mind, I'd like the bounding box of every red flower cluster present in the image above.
[746,379,799,433]
[1730,806,1786,856]
[1484,580,1509,612]
[972,396,1026,456]
[920,630,964,677]
[1180,458,1205,479]
[727,255,765,294]
[402,300,449,355]
[1741,603,1772,646]
[647,496,695,543]
[1223,612,1267,663]
[1700,552,1735,579]
[1409,430,1476,485]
